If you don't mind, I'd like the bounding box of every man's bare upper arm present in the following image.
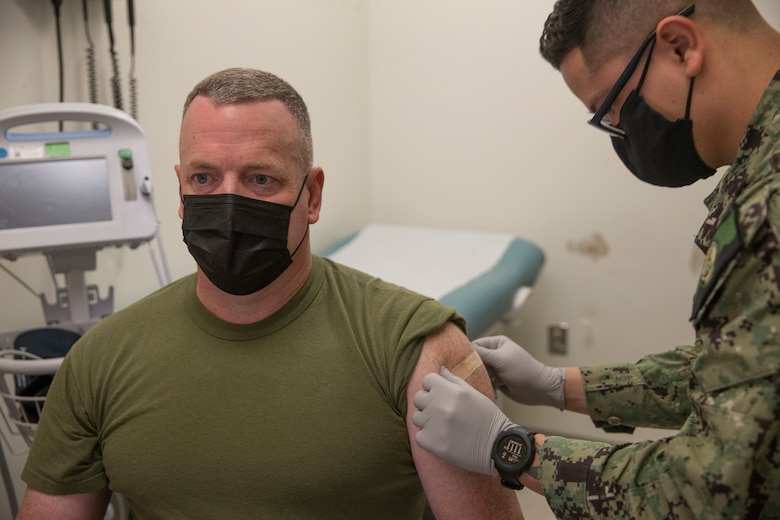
[406,321,524,520]
[17,487,110,520]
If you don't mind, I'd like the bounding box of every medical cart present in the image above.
[0,102,170,519]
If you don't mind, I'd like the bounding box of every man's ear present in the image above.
[656,16,704,77]
[306,166,325,224]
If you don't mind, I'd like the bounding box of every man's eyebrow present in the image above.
[186,160,217,171]
[184,160,281,172]
[241,162,288,175]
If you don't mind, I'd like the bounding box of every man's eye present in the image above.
[254,175,269,185]
[194,173,208,184]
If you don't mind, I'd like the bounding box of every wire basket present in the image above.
[0,347,130,520]
[0,349,63,450]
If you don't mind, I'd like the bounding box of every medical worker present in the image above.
[413,1,780,518]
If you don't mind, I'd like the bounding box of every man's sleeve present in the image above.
[21,346,108,494]
[579,344,699,433]
[539,372,779,519]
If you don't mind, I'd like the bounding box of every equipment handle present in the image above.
[0,356,63,375]
[0,102,142,141]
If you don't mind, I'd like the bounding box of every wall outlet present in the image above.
[548,323,569,355]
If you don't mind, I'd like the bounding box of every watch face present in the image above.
[496,435,529,467]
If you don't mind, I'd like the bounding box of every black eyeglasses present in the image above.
[588,3,696,138]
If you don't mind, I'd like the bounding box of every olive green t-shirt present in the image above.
[22,256,463,519]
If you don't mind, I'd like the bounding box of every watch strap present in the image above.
[499,477,525,490]
[492,426,536,490]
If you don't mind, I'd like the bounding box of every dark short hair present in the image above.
[538,0,748,71]
[539,0,591,70]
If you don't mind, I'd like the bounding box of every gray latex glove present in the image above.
[412,367,515,476]
[473,335,565,410]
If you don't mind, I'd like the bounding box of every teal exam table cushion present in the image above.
[321,224,545,339]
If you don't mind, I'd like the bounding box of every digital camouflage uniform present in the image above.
[539,70,780,519]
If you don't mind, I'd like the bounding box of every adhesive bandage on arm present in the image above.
[450,350,483,380]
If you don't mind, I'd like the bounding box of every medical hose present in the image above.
[82,0,98,106]
[128,0,138,120]
[51,0,65,130]
[104,0,123,111]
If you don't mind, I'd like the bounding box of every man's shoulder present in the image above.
[315,255,434,301]
[313,254,464,332]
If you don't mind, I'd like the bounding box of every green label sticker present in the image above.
[45,142,71,157]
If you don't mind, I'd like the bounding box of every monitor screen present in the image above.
[0,158,112,230]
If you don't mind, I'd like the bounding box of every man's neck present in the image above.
[195,255,313,324]
[702,24,780,166]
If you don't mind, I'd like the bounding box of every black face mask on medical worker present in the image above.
[610,46,716,187]
[181,178,308,296]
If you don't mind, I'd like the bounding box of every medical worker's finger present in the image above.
[472,336,504,351]
[412,408,429,429]
[438,366,470,387]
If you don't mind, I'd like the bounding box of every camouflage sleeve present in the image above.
[580,344,698,433]
[540,371,779,518]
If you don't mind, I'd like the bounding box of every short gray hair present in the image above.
[182,68,313,173]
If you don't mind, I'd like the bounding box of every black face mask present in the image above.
[181,179,308,295]
[611,44,716,187]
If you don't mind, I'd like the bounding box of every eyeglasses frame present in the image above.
[587,3,696,138]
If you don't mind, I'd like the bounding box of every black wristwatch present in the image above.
[491,425,536,490]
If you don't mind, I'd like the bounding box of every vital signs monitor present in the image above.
[0,102,158,259]
[0,102,167,330]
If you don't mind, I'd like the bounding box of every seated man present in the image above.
[16,68,523,520]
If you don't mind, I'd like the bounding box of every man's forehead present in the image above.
[560,48,598,111]
[180,98,299,144]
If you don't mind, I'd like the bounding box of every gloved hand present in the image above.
[474,335,565,410]
[412,367,515,476]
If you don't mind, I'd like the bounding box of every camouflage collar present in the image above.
[695,69,780,252]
